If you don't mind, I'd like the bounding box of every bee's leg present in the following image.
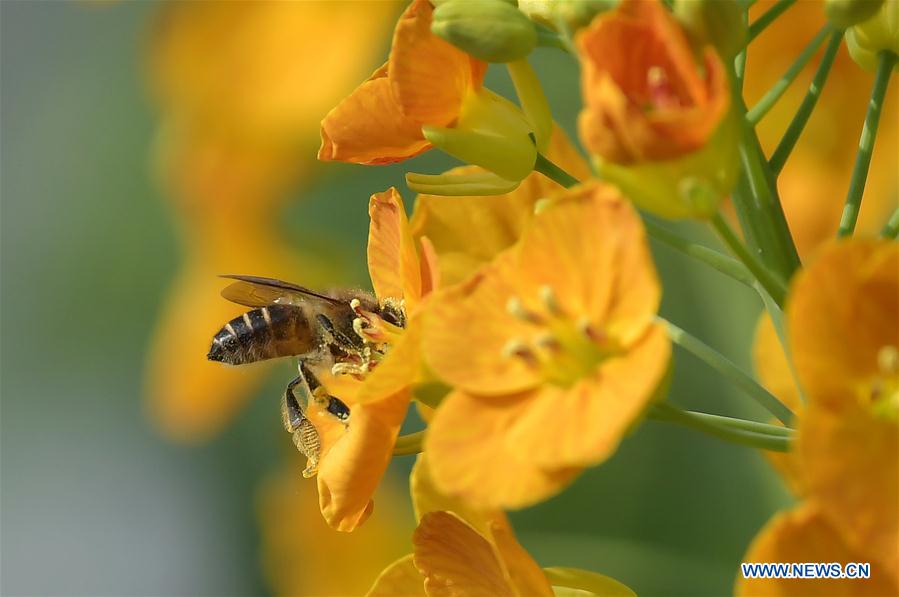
[316,313,362,354]
[281,369,321,478]
[299,360,352,424]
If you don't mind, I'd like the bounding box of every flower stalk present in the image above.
[649,402,793,452]
[837,50,896,237]
[768,30,844,175]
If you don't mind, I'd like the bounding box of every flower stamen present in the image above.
[506,296,544,325]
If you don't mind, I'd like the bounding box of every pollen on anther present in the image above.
[539,285,563,316]
[535,332,561,352]
[506,296,542,324]
[577,317,604,344]
[502,339,539,367]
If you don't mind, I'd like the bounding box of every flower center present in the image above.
[645,65,682,111]
[502,285,621,388]
[869,345,899,420]
[330,298,406,379]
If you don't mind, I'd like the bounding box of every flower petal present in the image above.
[507,323,670,468]
[319,67,430,165]
[389,0,485,126]
[488,517,554,597]
[317,392,410,531]
[517,183,660,345]
[413,511,515,597]
[368,188,423,308]
[424,251,542,395]
[799,402,899,580]
[788,239,899,406]
[425,390,581,510]
[736,504,899,596]
[367,554,426,597]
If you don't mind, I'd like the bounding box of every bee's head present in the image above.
[379,299,406,328]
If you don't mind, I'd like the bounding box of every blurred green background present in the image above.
[1,2,791,595]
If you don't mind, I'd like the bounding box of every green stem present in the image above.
[837,51,896,238]
[746,26,832,125]
[748,0,797,42]
[882,206,899,239]
[769,31,843,175]
[543,568,636,597]
[650,402,793,452]
[643,220,755,288]
[534,152,580,188]
[662,318,795,425]
[711,212,788,307]
[729,79,802,281]
[393,430,426,456]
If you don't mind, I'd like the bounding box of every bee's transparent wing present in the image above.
[219,274,343,308]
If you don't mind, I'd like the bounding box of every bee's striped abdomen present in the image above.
[207,305,314,365]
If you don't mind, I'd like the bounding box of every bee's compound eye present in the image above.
[327,396,351,421]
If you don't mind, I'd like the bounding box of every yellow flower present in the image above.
[577,0,730,164]
[421,183,671,509]
[257,457,413,596]
[737,503,899,596]
[320,0,545,192]
[367,455,634,597]
[576,0,737,218]
[309,187,438,532]
[144,1,397,440]
[740,240,899,594]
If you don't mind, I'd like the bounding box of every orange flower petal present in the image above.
[487,517,554,597]
[517,183,660,346]
[389,0,484,126]
[317,392,410,531]
[413,511,516,597]
[367,188,422,307]
[507,323,670,468]
[736,504,899,596]
[425,390,581,509]
[788,240,899,405]
[367,554,426,597]
[319,67,430,165]
[424,251,542,395]
[798,402,899,580]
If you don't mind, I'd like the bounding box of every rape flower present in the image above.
[421,183,671,509]
[319,0,546,194]
[576,0,737,218]
[739,240,899,594]
[577,0,729,163]
[312,187,438,531]
[257,457,413,596]
[144,1,397,440]
[367,455,635,596]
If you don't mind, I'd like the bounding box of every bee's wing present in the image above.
[219,274,344,308]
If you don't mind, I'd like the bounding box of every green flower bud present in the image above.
[826,0,885,28]
[431,0,537,63]
[674,0,747,61]
[519,0,620,30]
[845,0,899,71]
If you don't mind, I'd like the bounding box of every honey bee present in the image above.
[207,275,405,476]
